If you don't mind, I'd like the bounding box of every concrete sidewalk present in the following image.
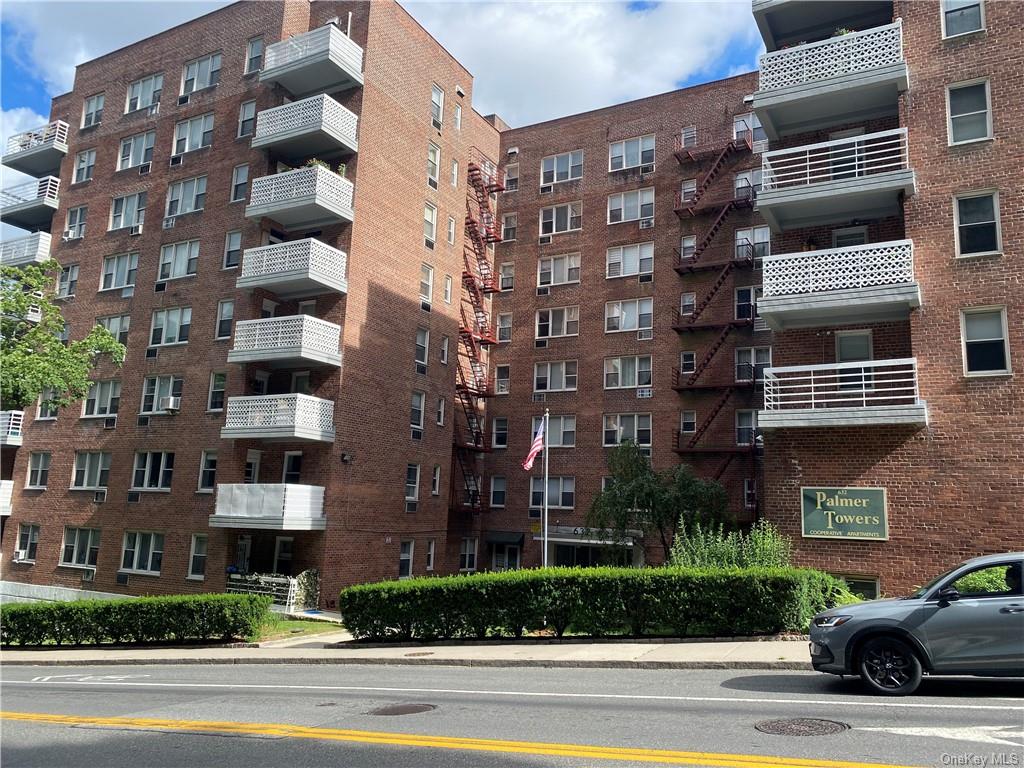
[0,637,813,670]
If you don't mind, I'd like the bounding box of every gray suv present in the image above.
[810,552,1024,695]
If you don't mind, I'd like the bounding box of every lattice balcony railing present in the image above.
[5,121,69,155]
[264,24,364,77]
[758,20,904,91]
[761,128,909,191]
[0,177,60,208]
[240,238,347,286]
[762,239,914,297]
[254,94,358,147]
[231,315,341,357]
[1,232,52,267]
[763,358,921,411]
[249,165,353,210]
[223,394,335,435]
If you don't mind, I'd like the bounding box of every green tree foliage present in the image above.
[1,262,125,410]
[586,442,728,560]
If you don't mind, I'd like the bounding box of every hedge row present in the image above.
[0,594,272,646]
[339,567,849,641]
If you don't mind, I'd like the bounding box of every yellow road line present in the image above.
[0,711,924,768]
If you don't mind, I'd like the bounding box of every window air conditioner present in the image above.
[539,185,552,195]
[129,224,143,236]
[103,417,117,429]
[538,235,552,245]
[81,569,96,582]
[637,329,653,341]
[536,286,550,296]
[13,550,28,562]
[159,396,181,413]
[532,393,546,403]
[639,273,653,284]
[169,154,183,167]
[177,94,190,106]
[639,218,654,230]
[162,217,176,230]
[636,387,653,399]
[93,490,107,503]
[138,162,151,175]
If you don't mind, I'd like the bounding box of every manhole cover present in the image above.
[755,719,849,736]
[369,703,437,716]
[404,651,434,657]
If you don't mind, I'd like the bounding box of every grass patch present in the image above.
[257,615,343,642]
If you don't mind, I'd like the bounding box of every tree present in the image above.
[1,262,125,411]
[586,442,728,561]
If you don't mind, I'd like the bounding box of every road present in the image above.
[1,664,1022,768]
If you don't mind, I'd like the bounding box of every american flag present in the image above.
[522,418,545,470]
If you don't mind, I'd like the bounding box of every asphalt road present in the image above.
[2,664,1022,768]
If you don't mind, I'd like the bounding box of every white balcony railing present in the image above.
[0,177,60,208]
[238,238,347,294]
[4,121,69,157]
[0,480,12,517]
[253,94,358,150]
[759,20,904,91]
[212,483,326,531]
[249,165,354,213]
[222,394,335,441]
[229,315,342,366]
[0,410,25,446]
[1,232,52,267]
[763,358,922,412]
[763,240,914,298]
[762,128,909,192]
[264,24,364,80]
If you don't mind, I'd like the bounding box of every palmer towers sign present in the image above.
[801,487,888,541]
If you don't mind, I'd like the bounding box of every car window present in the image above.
[948,563,1022,598]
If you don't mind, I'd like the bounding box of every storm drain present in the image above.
[755,719,850,736]
[369,703,437,716]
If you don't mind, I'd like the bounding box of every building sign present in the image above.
[801,487,888,541]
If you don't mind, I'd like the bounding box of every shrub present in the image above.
[0,594,272,647]
[670,519,792,569]
[338,567,850,641]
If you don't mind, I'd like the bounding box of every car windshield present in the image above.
[904,563,966,599]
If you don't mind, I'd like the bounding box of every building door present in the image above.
[829,127,865,180]
[836,330,873,392]
[274,536,294,576]
[236,535,252,573]
[244,450,261,484]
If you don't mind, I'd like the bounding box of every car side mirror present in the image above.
[936,586,960,604]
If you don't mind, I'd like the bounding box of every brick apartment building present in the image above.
[0,0,1019,605]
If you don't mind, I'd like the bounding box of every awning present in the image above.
[485,531,525,546]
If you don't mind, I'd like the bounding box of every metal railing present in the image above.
[223,394,335,436]
[5,121,69,155]
[761,128,909,191]
[0,411,25,441]
[763,358,921,411]
[254,94,358,147]
[264,24,364,78]
[230,315,341,358]
[215,483,325,522]
[762,239,914,297]
[758,20,904,91]
[1,232,51,267]
[239,238,347,286]
[0,177,60,208]
[226,573,297,610]
[249,165,353,211]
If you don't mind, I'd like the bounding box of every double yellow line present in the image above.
[1,711,922,768]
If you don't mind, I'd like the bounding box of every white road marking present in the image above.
[861,725,1024,747]
[2,679,1021,712]
[29,674,150,683]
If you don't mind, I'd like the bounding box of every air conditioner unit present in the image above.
[177,94,190,106]
[93,489,107,503]
[145,347,159,359]
[138,162,151,175]
[639,273,653,284]
[62,229,81,242]
[538,235,552,245]
[637,329,653,341]
[428,178,438,190]
[137,415,150,427]
[534,339,548,349]
[532,393,546,402]
[539,185,552,195]
[162,217,176,229]
[752,140,768,154]
[148,103,161,116]
[639,218,654,230]
[636,387,653,399]
[420,300,431,313]
[411,428,423,440]
[640,163,655,174]
[507,146,519,156]
[405,500,418,513]
[81,569,96,582]
[12,550,28,563]
[129,223,143,236]
[127,491,141,503]
[169,154,183,167]
[431,118,442,131]
[159,396,181,413]
[155,282,167,293]
[103,417,117,429]
[115,572,129,585]
[536,286,550,296]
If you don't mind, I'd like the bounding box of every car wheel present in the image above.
[858,636,923,696]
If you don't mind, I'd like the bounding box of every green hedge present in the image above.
[338,567,849,641]
[0,594,272,647]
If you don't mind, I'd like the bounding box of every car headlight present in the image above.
[814,615,852,628]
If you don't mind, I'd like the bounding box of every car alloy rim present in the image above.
[863,645,912,688]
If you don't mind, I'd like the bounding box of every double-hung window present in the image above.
[534,360,577,392]
[609,134,654,171]
[216,300,234,339]
[736,347,772,382]
[158,240,199,281]
[174,113,214,155]
[27,453,51,489]
[405,464,420,511]
[603,413,652,448]
[541,150,583,185]
[238,100,256,137]
[447,216,456,245]
[199,451,218,491]
[955,191,1000,257]
[492,417,509,448]
[490,477,506,507]
[150,307,192,346]
[419,263,434,304]
[495,365,510,394]
[735,226,771,260]
[99,314,131,345]
[459,537,477,571]
[499,263,514,291]
[961,307,1010,375]
[606,242,653,277]
[17,524,40,560]
[399,541,414,578]
[427,143,440,188]
[680,351,696,375]
[245,37,264,73]
[502,213,518,241]
[57,265,79,298]
[37,388,58,420]
[74,149,95,183]
[82,93,104,128]
[533,414,575,447]
[230,164,249,202]
[121,531,164,574]
[497,312,512,342]
[604,355,652,389]
[101,252,138,291]
[735,286,762,321]
[430,84,444,129]
[538,253,580,287]
[182,52,221,95]
[942,0,984,38]
[208,372,227,411]
[947,81,992,145]
[503,163,519,191]
[61,527,101,567]
[110,192,146,230]
[540,202,582,236]
[733,113,766,144]
[607,188,654,223]
[536,306,579,339]
[681,411,697,434]
[530,477,574,509]
[736,411,758,446]
[605,298,653,332]
[141,375,183,414]
[132,451,175,490]
[189,535,208,578]
[66,206,87,238]
[119,130,155,170]
[414,328,429,373]
[424,203,437,247]
[126,74,163,112]
[83,380,120,417]
[224,231,242,268]
[411,391,425,436]
[72,452,111,490]
[734,169,762,199]
[166,175,207,216]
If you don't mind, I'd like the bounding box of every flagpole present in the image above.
[542,408,549,568]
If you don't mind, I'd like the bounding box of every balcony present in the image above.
[0,411,25,446]
[237,238,348,298]
[0,480,12,517]
[209,484,326,531]
[753,1,897,52]
[760,239,920,330]
[221,393,335,442]
[227,315,342,368]
[1,232,52,268]
[252,94,358,162]
[757,128,914,232]
[260,24,364,97]
[753,21,908,139]
[0,177,60,231]
[2,120,69,177]
[760,358,928,428]
[246,165,354,231]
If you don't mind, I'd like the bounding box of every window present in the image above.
[443,275,453,303]
[942,0,984,38]
[72,452,111,489]
[679,125,697,148]
[121,531,164,574]
[198,451,217,491]
[245,37,264,73]
[955,191,1000,257]
[492,417,509,448]
[223,231,242,268]
[37,389,58,420]
[454,103,462,130]
[540,202,582,235]
[126,73,162,112]
[832,226,868,248]
[66,206,87,238]
[534,360,577,392]
[680,351,696,375]
[150,307,192,346]
[98,314,131,345]
[502,213,518,241]
[538,253,580,287]
[495,365,510,394]
[419,263,433,304]
[405,464,420,511]
[541,150,583,185]
[734,169,763,198]
[679,235,696,260]
[427,142,440,187]
[101,252,138,291]
[82,93,104,128]
[961,307,1010,375]
[609,134,654,171]
[607,188,654,224]
[440,335,449,365]
[174,113,214,155]
[83,380,120,417]
[735,226,771,260]
[497,312,512,342]
[533,414,575,447]
[158,240,199,281]
[947,81,991,145]
[182,52,221,94]
[398,540,414,578]
[423,203,437,246]
[17,524,40,560]
[459,537,477,571]
[74,149,95,183]
[57,322,70,345]
[606,242,653,278]
[603,413,652,448]
[736,410,757,446]
[436,396,445,425]
[735,286,762,320]
[110,192,146,230]
[228,164,250,202]
[503,163,519,192]
[430,84,444,129]
[166,175,207,216]
[61,527,101,567]
[736,347,772,381]
[536,306,579,338]
[188,534,207,579]
[490,476,506,507]
[283,452,302,484]
[499,263,515,291]
[605,298,653,332]
[680,179,697,202]
[451,159,459,188]
[208,372,226,411]
[733,113,766,144]
[57,265,79,298]
[414,328,429,373]
[119,130,156,170]
[431,465,441,495]
[132,451,175,490]
[425,539,435,571]
[411,390,425,432]
[216,300,234,339]
[27,452,51,489]
[950,562,1021,598]
[530,477,575,509]
[681,411,696,434]
[604,356,652,389]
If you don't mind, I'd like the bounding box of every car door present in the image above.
[918,559,1024,674]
